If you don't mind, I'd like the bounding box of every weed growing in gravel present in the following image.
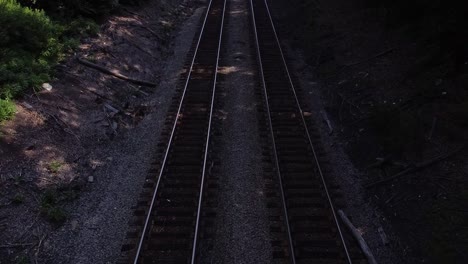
[48,160,62,173]
[40,189,67,223]
[15,255,29,264]
[13,174,24,185]
[11,193,24,204]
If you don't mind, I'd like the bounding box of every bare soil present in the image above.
[269,0,468,263]
[0,0,206,263]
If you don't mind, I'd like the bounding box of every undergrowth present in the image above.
[0,0,98,121]
[39,189,67,223]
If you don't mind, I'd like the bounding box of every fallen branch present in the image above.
[345,48,394,67]
[77,58,157,87]
[338,210,377,264]
[122,7,144,18]
[365,156,391,170]
[0,243,33,248]
[138,25,164,41]
[127,40,157,59]
[321,111,333,134]
[366,144,466,188]
[127,84,150,96]
[427,117,438,140]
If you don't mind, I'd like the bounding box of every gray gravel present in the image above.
[201,0,273,262]
[38,5,206,264]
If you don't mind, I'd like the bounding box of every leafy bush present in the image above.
[0,99,16,121]
[0,0,99,121]
[0,0,62,103]
[17,0,120,17]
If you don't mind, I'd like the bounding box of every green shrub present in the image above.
[0,99,16,121]
[0,0,100,122]
[0,0,62,107]
[65,17,100,37]
[17,0,120,18]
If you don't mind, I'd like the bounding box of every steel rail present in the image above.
[249,0,296,263]
[132,0,216,262]
[190,0,227,262]
[260,0,353,262]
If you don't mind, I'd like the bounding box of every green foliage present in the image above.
[0,99,16,121]
[40,189,67,223]
[48,160,63,173]
[0,0,62,116]
[18,0,120,18]
[65,17,100,37]
[0,0,100,122]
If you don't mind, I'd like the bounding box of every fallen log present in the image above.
[366,144,465,188]
[77,58,157,87]
[338,210,377,264]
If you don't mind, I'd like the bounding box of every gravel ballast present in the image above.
[200,0,274,262]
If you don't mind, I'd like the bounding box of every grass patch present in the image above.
[0,98,16,121]
[38,186,81,223]
[48,160,62,173]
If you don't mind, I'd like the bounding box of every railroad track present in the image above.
[119,0,226,263]
[250,0,357,263]
[119,0,367,263]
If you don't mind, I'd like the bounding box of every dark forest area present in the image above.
[272,0,468,262]
[365,0,468,75]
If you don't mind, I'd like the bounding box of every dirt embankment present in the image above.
[0,0,206,263]
[269,0,468,263]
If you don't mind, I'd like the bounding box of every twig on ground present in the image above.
[127,40,157,59]
[77,58,157,87]
[42,110,81,141]
[137,25,164,41]
[338,97,345,124]
[366,144,466,188]
[338,210,378,264]
[365,156,391,170]
[428,117,438,140]
[321,111,333,134]
[127,84,150,96]
[33,234,47,264]
[104,103,120,114]
[0,243,33,248]
[122,7,144,18]
[345,48,395,67]
[15,215,40,243]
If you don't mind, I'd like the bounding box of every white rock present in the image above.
[42,83,53,91]
[88,176,94,183]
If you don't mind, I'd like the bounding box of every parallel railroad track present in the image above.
[120,0,367,263]
[250,0,358,263]
[120,0,227,262]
